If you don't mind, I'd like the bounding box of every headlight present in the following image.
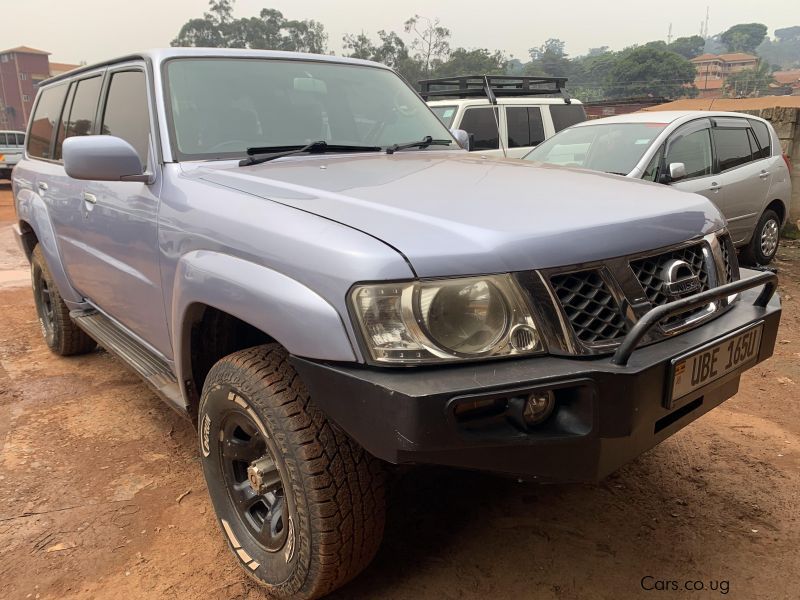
[350,275,544,364]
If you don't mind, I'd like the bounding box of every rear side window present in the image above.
[15,133,24,145]
[550,104,587,132]
[713,127,753,171]
[27,84,68,159]
[506,107,546,148]
[0,133,6,145]
[55,76,103,160]
[747,119,771,159]
[64,76,102,139]
[460,107,499,151]
[101,70,151,166]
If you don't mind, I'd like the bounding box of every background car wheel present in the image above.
[199,344,387,600]
[31,245,96,356]
[740,209,781,265]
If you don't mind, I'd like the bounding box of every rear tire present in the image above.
[198,344,386,600]
[740,209,780,265]
[31,245,96,355]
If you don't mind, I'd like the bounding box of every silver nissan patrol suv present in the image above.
[11,49,781,599]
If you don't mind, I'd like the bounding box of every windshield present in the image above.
[430,105,458,127]
[165,58,454,160]
[524,122,667,175]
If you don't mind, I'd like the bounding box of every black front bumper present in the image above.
[291,275,781,483]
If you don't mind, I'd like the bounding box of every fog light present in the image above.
[523,390,555,425]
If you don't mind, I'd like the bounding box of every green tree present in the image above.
[404,15,451,76]
[433,48,506,77]
[757,26,800,69]
[723,62,776,97]
[528,38,571,77]
[172,1,328,53]
[720,23,768,54]
[668,35,706,59]
[342,32,375,60]
[607,46,697,99]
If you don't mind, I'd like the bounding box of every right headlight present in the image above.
[350,275,545,364]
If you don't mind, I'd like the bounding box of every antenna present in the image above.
[703,6,710,39]
[667,23,673,45]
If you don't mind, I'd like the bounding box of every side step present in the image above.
[71,310,185,412]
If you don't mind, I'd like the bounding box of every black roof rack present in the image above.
[419,74,571,103]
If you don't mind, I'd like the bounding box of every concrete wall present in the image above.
[742,107,800,229]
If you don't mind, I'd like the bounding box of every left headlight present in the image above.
[350,275,545,364]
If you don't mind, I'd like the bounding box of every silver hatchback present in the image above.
[524,111,792,264]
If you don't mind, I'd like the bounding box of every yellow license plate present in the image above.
[668,323,763,407]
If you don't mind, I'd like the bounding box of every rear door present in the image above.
[711,117,769,244]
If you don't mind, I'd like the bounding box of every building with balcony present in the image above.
[691,52,760,98]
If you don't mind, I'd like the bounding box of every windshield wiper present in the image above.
[385,136,452,155]
[239,141,381,166]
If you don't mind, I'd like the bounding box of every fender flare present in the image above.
[15,190,83,304]
[172,250,358,399]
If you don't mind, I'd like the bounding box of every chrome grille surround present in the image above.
[527,231,738,356]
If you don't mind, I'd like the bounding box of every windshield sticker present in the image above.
[442,109,455,118]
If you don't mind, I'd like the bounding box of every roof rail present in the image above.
[419,74,571,104]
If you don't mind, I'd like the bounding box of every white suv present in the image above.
[423,75,586,158]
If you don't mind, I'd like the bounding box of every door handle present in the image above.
[37,181,48,192]
[709,182,721,192]
[759,170,770,179]
[83,192,97,205]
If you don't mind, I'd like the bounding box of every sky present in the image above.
[3,0,798,65]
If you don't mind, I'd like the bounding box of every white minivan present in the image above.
[423,75,586,158]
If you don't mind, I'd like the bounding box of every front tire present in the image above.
[198,344,386,600]
[740,209,781,265]
[31,245,96,355]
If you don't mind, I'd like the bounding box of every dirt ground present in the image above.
[1,181,799,600]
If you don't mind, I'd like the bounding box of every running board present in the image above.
[70,309,185,412]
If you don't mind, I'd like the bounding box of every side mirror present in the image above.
[450,128,470,150]
[668,162,687,182]
[63,136,150,183]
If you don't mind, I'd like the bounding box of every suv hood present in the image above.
[195,152,724,277]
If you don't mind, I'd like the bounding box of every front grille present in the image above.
[550,270,627,344]
[630,243,710,306]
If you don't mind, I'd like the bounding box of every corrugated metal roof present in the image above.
[642,96,800,111]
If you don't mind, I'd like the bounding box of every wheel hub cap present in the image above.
[760,219,779,257]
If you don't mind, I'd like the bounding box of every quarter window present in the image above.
[506,107,546,148]
[459,107,499,151]
[747,120,771,159]
[27,84,68,159]
[666,128,712,179]
[101,70,151,166]
[550,104,587,132]
[712,127,753,171]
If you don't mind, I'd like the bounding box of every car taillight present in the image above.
[783,153,792,172]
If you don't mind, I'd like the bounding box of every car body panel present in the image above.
[197,151,725,278]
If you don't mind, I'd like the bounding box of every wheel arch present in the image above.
[171,251,359,420]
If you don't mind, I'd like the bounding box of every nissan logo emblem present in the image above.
[661,259,701,298]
